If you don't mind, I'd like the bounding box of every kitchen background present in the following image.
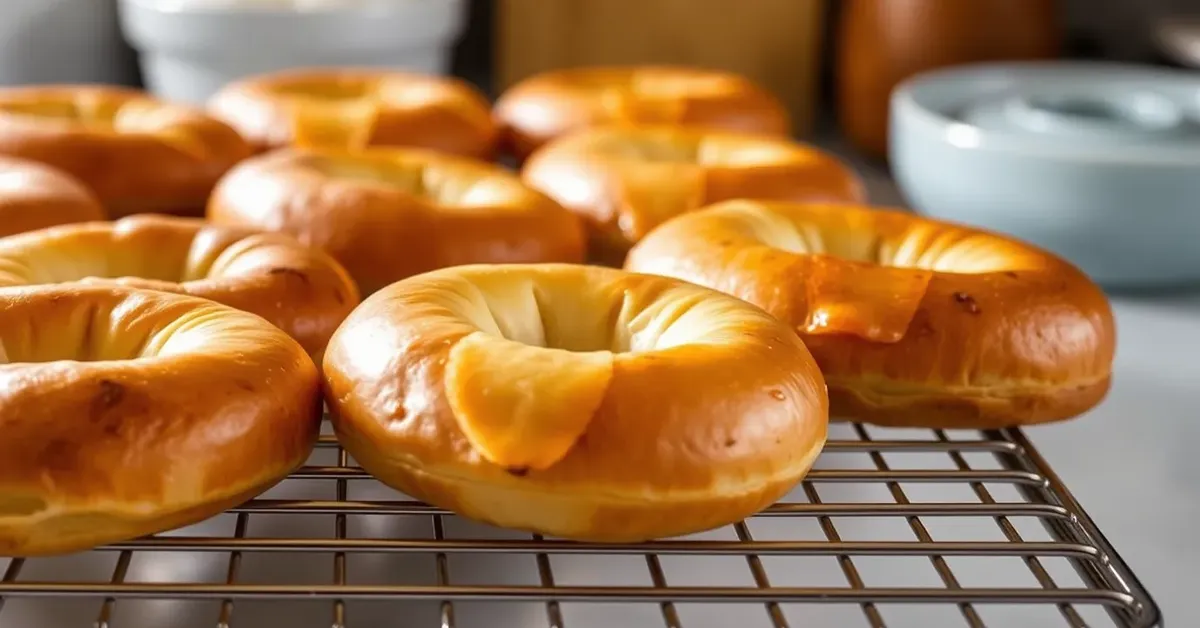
[8,0,1200,123]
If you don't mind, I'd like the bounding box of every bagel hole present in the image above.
[568,69,732,97]
[0,220,220,288]
[0,297,170,363]
[0,98,121,129]
[456,275,739,355]
[273,80,375,102]
[588,130,800,166]
[305,152,528,207]
[733,204,1039,274]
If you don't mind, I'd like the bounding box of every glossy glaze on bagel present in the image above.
[0,85,251,217]
[495,65,791,161]
[0,215,359,357]
[522,125,866,264]
[0,156,105,237]
[323,264,828,542]
[207,147,586,295]
[208,68,497,158]
[626,200,1116,428]
[0,284,322,556]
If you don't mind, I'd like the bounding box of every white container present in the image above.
[117,0,469,105]
[0,0,139,86]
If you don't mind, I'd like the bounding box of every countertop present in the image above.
[1032,288,1200,628]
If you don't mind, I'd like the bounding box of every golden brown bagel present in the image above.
[0,284,322,556]
[208,68,497,158]
[207,147,587,295]
[0,85,252,218]
[0,215,359,357]
[0,156,105,237]
[495,65,792,162]
[625,200,1116,428]
[522,125,866,265]
[323,263,828,542]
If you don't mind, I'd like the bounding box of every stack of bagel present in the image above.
[0,65,1114,556]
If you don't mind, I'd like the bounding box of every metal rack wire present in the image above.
[0,420,1161,628]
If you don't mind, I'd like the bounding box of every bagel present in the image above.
[323,263,828,542]
[0,156,105,237]
[0,284,322,556]
[0,215,359,357]
[495,65,791,161]
[0,85,252,217]
[208,68,497,158]
[625,200,1116,429]
[207,147,586,295]
[522,125,866,265]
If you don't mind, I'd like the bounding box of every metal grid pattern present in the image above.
[0,420,1160,628]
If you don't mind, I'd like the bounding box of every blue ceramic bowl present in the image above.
[889,61,1200,289]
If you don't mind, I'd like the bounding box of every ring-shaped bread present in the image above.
[207,147,586,295]
[495,65,791,161]
[323,263,829,542]
[522,125,866,264]
[625,200,1116,428]
[0,215,359,357]
[0,85,251,217]
[0,156,105,237]
[0,284,322,556]
[208,68,497,158]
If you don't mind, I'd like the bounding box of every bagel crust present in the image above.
[0,85,252,217]
[522,125,866,264]
[0,215,360,357]
[0,156,105,237]
[625,200,1116,429]
[0,285,322,556]
[207,148,587,295]
[495,65,791,161]
[208,68,498,158]
[323,264,828,542]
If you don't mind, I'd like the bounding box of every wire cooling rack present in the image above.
[0,420,1160,628]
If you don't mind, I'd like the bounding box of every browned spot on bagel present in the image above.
[96,379,125,409]
[506,466,530,477]
[953,292,980,315]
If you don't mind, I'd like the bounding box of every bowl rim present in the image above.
[891,60,1200,167]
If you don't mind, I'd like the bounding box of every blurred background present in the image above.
[9,0,1199,216]
[9,0,1200,117]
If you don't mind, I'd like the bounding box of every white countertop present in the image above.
[1024,291,1200,627]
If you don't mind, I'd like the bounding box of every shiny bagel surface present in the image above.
[0,85,252,217]
[208,68,497,158]
[495,65,791,161]
[625,200,1116,428]
[0,284,322,556]
[0,215,359,357]
[207,147,586,295]
[522,125,866,264]
[323,264,828,542]
[0,156,105,237]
